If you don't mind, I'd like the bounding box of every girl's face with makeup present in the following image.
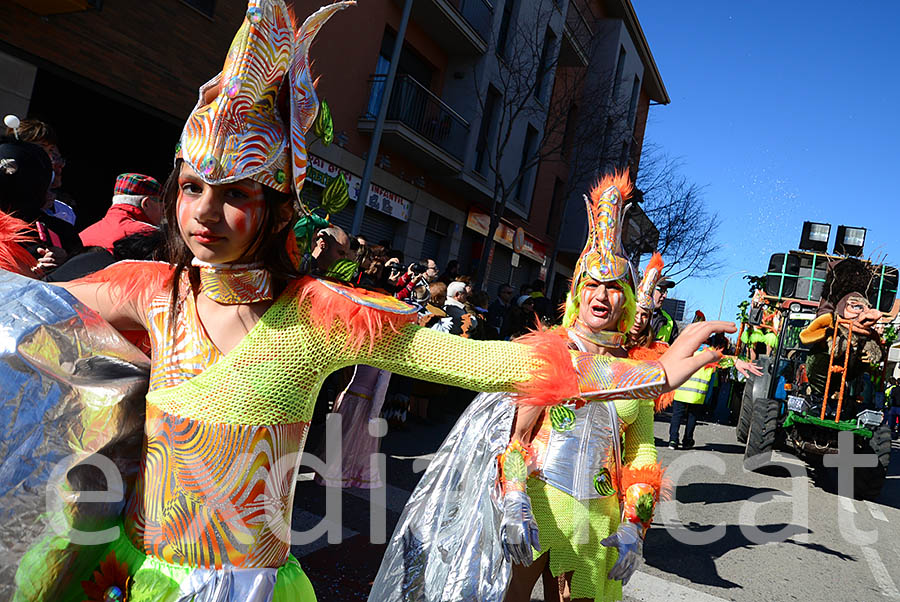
[176,163,266,264]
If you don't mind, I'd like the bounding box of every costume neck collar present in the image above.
[192,258,273,304]
[570,320,625,349]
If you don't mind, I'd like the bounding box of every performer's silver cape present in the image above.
[0,270,149,600]
[368,392,516,602]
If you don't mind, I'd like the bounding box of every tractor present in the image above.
[734,245,897,499]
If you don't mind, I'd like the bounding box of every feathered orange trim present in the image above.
[628,341,673,410]
[512,327,579,406]
[619,462,672,502]
[591,169,633,203]
[628,341,668,361]
[654,391,675,412]
[298,277,417,354]
[644,252,664,275]
[71,260,174,312]
[0,210,38,277]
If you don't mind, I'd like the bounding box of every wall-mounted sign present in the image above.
[308,154,411,222]
[465,210,547,264]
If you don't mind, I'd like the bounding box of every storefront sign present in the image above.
[465,210,547,264]
[308,154,410,222]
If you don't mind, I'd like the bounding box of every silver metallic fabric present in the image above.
[535,401,620,500]
[175,566,278,602]
[0,270,149,600]
[369,392,516,602]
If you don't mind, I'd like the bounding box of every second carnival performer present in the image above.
[370,173,737,602]
[0,2,741,602]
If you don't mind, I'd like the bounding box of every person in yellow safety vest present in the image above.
[668,334,728,449]
[651,278,679,343]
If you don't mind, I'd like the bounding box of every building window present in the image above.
[515,124,538,204]
[534,28,557,101]
[475,86,501,174]
[627,75,640,129]
[496,0,516,59]
[547,177,565,237]
[181,0,215,18]
[611,46,625,101]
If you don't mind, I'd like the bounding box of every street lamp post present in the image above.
[717,270,749,321]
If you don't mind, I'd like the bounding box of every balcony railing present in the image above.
[456,0,493,44]
[364,74,470,161]
[564,0,593,55]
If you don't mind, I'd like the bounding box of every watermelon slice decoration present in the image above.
[314,99,334,146]
[550,405,576,432]
[321,172,350,215]
[593,468,616,497]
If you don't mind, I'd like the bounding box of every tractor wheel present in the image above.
[744,397,779,471]
[736,384,754,444]
[854,425,891,500]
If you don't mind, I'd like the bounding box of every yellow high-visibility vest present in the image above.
[674,364,716,405]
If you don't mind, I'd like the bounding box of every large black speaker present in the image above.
[795,252,828,302]
[765,253,800,298]
[870,264,899,313]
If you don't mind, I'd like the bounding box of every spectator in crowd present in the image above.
[889,378,900,439]
[651,277,680,343]
[487,283,514,337]
[311,225,352,273]
[439,259,459,284]
[519,282,534,297]
[423,258,439,283]
[383,256,404,290]
[443,280,472,336]
[529,278,551,322]
[502,294,536,340]
[0,136,80,274]
[469,290,492,340]
[79,173,163,252]
[395,260,431,300]
[668,333,728,449]
[6,118,76,225]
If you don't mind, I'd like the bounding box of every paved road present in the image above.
[291,408,900,601]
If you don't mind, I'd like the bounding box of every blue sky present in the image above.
[634,1,900,324]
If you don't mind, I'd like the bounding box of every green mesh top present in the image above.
[145,276,666,425]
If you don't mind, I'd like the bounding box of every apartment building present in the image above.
[0,0,666,296]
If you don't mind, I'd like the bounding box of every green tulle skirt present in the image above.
[528,477,622,602]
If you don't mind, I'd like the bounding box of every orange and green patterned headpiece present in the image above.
[178,0,353,210]
[571,170,634,297]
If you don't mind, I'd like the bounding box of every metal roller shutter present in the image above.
[360,209,399,248]
[487,244,513,293]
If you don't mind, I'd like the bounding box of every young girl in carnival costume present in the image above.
[0,3,738,601]
[371,173,739,602]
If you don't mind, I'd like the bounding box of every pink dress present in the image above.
[316,364,392,488]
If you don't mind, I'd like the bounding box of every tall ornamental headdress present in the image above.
[563,170,637,331]
[178,0,353,211]
[635,253,664,311]
[570,170,634,293]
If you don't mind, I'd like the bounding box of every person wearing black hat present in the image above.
[650,277,679,343]
[0,136,79,275]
